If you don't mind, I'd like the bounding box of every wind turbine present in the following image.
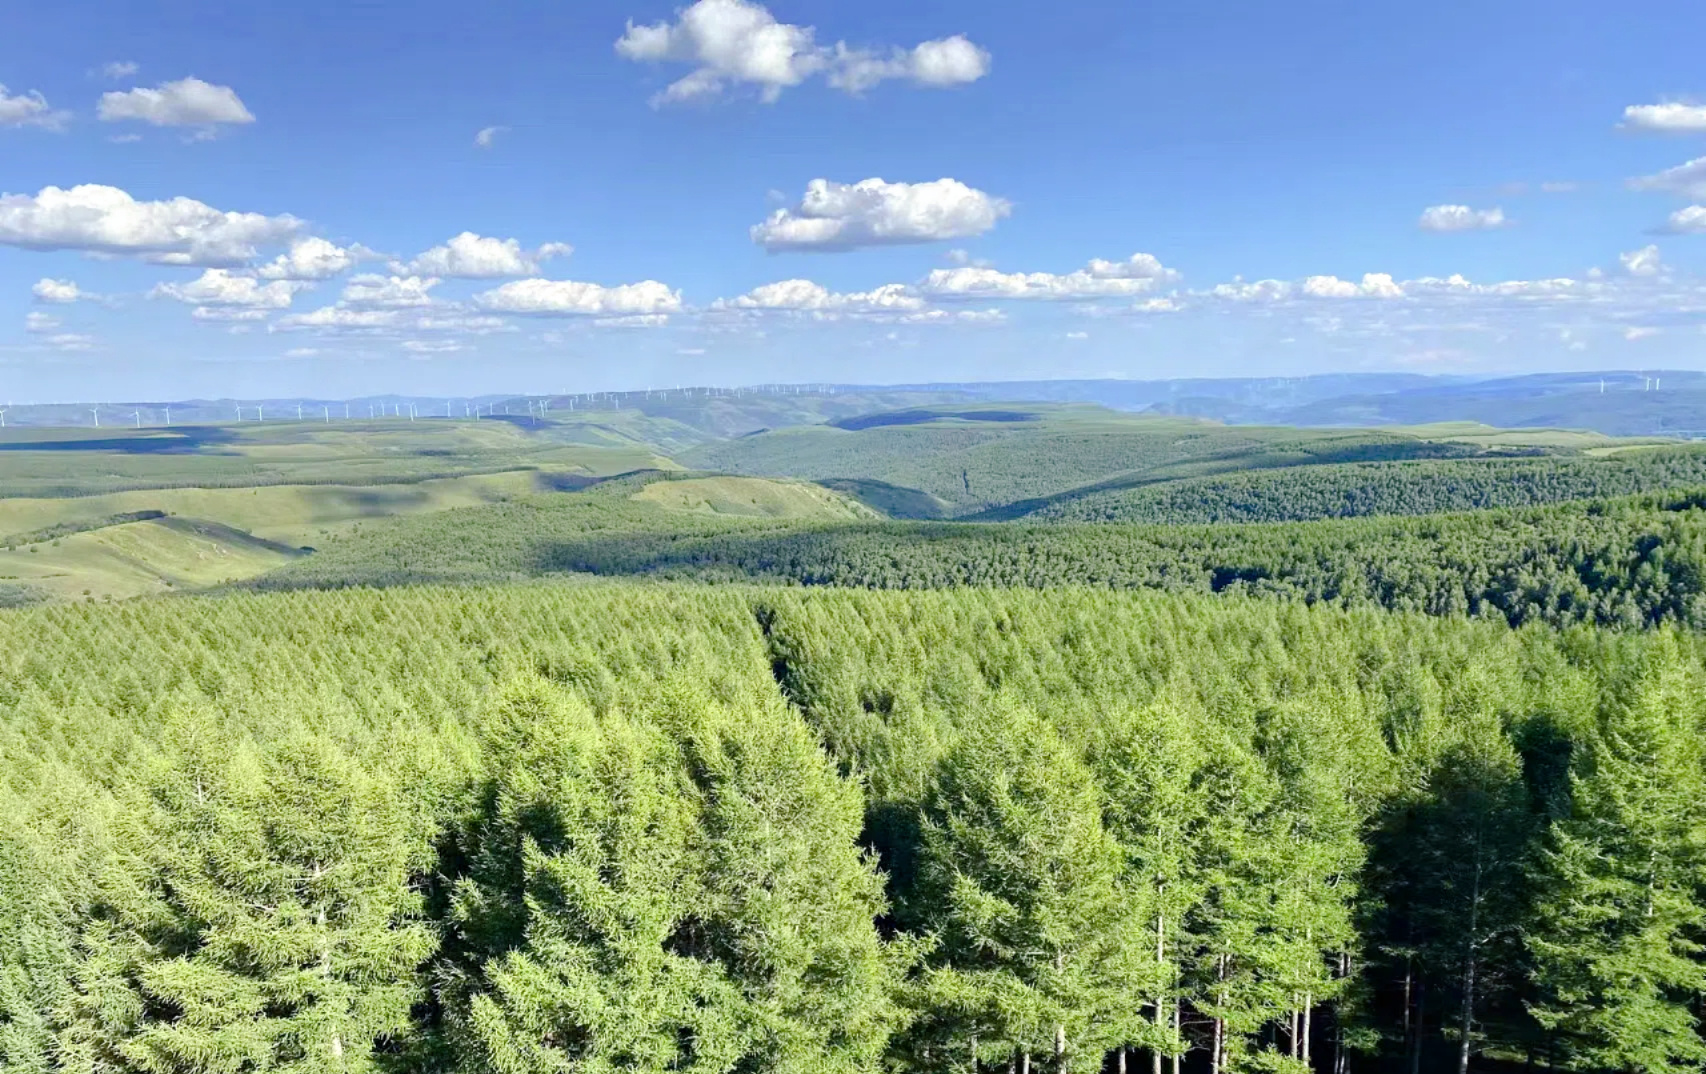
[257,405,265,421]
[90,405,100,428]
[296,404,304,421]
[133,409,142,428]
[344,403,351,419]
[0,409,7,428]
[323,406,330,423]
[164,407,170,426]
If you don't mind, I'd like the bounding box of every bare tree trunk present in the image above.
[1171,1002,1181,1074]
[1117,1047,1126,1074]
[1408,982,1425,1074]
[1153,886,1166,1074]
[1022,1051,1031,1074]
[1211,954,1226,1074]
[1459,830,1485,1074]
[1054,950,1068,1074]
[1303,992,1312,1068]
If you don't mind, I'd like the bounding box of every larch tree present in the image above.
[1527,636,1706,1073]
[913,695,1143,1074]
[68,717,433,1073]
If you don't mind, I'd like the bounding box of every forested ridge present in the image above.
[256,485,1706,631]
[5,584,1706,1072]
[1018,447,1706,524]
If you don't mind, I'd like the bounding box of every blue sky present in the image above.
[3,0,1706,401]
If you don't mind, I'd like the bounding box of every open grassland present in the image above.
[0,516,302,602]
[0,469,588,547]
[630,475,880,519]
[0,420,673,498]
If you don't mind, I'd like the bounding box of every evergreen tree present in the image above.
[1528,637,1706,1072]
[1088,684,1207,1072]
[65,718,432,1073]
[913,696,1143,1074]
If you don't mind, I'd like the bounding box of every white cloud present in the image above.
[31,278,83,303]
[616,0,989,104]
[273,307,402,331]
[1661,205,1706,234]
[98,77,255,129]
[341,274,439,308]
[715,278,925,316]
[0,85,68,130]
[24,311,59,333]
[46,333,94,351]
[1133,297,1183,312]
[191,306,269,322]
[828,35,991,93]
[1630,157,1706,201]
[921,253,1178,300]
[1064,330,1089,340]
[401,339,465,353]
[152,268,305,309]
[256,237,368,280]
[396,232,573,278]
[753,178,1009,252]
[283,347,320,357]
[1624,326,1662,341]
[1301,273,1406,298]
[894,307,1006,324]
[1418,205,1509,232]
[474,126,506,149]
[1540,181,1579,194]
[1622,102,1706,133]
[594,314,672,328]
[101,61,140,80]
[474,278,682,317]
[0,184,300,265]
[1620,244,1663,277]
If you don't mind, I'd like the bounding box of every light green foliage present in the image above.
[1528,638,1706,1073]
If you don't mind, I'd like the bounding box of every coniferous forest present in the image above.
[7,583,1706,1073]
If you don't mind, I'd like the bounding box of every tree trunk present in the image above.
[1459,829,1484,1074]
[1171,1002,1181,1074]
[1153,886,1166,1074]
[1408,981,1425,1074]
[1211,954,1226,1074]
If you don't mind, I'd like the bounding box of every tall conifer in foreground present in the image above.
[913,696,1143,1074]
[1527,637,1706,1073]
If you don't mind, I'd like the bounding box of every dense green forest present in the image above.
[252,484,1706,631]
[1018,448,1706,524]
[5,584,1706,1073]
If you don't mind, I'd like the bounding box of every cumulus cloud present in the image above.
[1624,326,1662,341]
[25,311,59,333]
[402,339,465,353]
[594,314,672,328]
[256,237,369,280]
[44,333,94,351]
[31,278,84,303]
[151,268,305,309]
[1418,205,1509,232]
[616,0,989,104]
[828,35,992,93]
[396,232,573,278]
[1622,103,1706,133]
[100,61,140,80]
[1301,273,1406,298]
[341,274,439,308]
[1620,244,1663,277]
[753,178,1009,252]
[0,184,300,266]
[98,77,255,129]
[474,125,506,148]
[191,306,269,323]
[273,306,402,331]
[921,253,1178,300]
[473,278,682,317]
[1661,205,1706,234]
[0,85,68,130]
[1630,157,1706,201]
[714,278,927,318]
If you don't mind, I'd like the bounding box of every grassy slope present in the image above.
[0,517,303,602]
[630,476,881,519]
